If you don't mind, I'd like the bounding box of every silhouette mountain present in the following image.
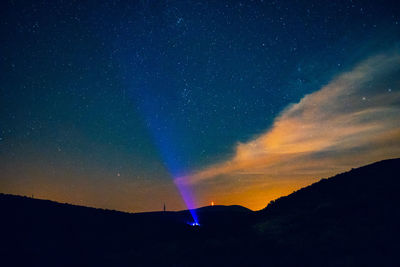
[1,158,399,266]
[252,158,400,266]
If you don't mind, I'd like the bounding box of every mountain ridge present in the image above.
[2,158,397,216]
[1,158,399,266]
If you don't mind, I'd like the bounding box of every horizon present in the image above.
[0,191,250,213]
[1,0,400,213]
[1,157,397,213]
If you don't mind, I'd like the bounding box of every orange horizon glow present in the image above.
[1,50,400,213]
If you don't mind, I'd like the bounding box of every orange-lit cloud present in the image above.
[177,50,400,209]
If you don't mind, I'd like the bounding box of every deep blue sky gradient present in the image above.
[1,0,399,210]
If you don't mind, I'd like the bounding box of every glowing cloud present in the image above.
[176,50,400,208]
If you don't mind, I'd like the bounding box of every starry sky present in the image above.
[1,0,400,212]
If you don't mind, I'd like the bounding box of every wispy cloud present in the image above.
[176,50,400,208]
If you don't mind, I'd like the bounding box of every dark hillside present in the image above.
[1,158,399,266]
[252,158,400,266]
[0,193,252,266]
[261,158,399,215]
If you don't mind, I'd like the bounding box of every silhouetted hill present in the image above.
[0,193,252,266]
[252,158,400,266]
[1,158,399,266]
[261,158,400,214]
[193,204,251,213]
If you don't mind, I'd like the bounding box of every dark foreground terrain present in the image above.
[1,158,400,266]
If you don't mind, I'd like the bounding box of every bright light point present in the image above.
[189,222,200,227]
[211,201,214,206]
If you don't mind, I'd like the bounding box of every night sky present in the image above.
[1,0,400,212]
